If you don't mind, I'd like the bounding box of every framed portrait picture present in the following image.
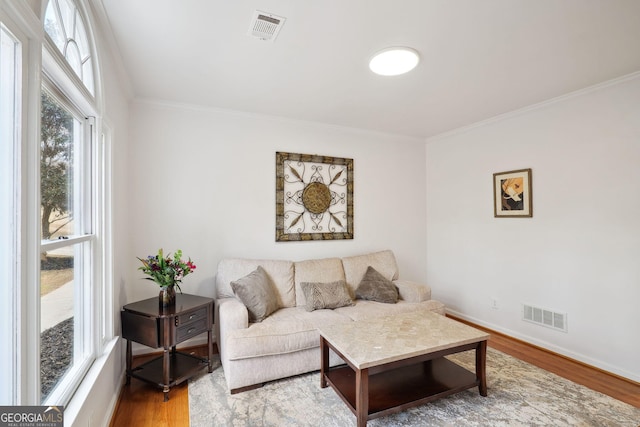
[493,168,532,217]
[276,152,354,241]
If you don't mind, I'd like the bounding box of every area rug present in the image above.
[189,348,639,426]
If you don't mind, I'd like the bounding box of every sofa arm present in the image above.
[216,298,249,366]
[394,280,432,303]
[218,297,249,331]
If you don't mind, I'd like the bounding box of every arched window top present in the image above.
[44,0,95,95]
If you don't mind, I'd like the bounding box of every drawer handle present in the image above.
[189,314,196,320]
[187,328,196,334]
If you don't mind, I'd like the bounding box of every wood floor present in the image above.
[448,316,640,408]
[109,319,639,426]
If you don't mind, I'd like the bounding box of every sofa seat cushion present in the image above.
[334,299,444,321]
[264,306,351,328]
[227,307,350,360]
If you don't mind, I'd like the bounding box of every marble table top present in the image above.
[317,310,489,369]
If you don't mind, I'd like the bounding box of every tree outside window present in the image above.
[41,91,74,240]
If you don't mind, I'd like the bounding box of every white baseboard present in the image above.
[446,309,639,383]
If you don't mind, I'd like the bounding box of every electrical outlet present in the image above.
[491,297,499,310]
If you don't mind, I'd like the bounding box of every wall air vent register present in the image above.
[523,303,567,332]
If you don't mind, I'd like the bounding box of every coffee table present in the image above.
[318,310,489,426]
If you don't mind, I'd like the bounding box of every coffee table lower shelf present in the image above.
[324,357,479,421]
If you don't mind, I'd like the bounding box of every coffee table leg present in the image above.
[320,337,329,388]
[355,368,369,427]
[476,340,488,396]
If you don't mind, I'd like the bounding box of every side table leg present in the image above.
[163,347,170,402]
[476,340,488,396]
[355,368,369,427]
[125,339,131,385]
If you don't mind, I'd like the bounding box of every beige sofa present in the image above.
[214,250,445,393]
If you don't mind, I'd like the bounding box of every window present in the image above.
[1,0,109,407]
[38,0,103,406]
[39,89,95,404]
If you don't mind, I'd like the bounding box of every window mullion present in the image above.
[53,0,66,44]
[84,116,95,235]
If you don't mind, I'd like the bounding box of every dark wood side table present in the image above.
[121,293,214,401]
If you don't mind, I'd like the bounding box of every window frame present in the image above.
[0,21,23,406]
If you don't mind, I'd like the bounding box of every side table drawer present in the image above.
[175,317,207,343]
[177,307,207,326]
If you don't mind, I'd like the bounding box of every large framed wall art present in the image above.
[276,152,354,241]
[493,168,533,217]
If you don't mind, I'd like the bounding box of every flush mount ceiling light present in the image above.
[369,47,420,76]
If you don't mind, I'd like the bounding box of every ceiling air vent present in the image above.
[249,10,286,41]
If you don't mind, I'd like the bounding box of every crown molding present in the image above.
[132,97,425,143]
[425,71,640,144]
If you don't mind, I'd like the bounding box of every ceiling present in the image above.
[97,0,640,139]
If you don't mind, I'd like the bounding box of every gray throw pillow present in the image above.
[231,266,279,322]
[300,280,353,312]
[355,266,399,304]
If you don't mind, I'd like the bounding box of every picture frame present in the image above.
[493,168,532,218]
[276,152,354,241]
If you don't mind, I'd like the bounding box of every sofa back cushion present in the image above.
[216,258,296,308]
[294,257,345,307]
[341,250,399,296]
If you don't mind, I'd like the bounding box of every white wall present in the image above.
[125,101,427,304]
[425,73,640,381]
